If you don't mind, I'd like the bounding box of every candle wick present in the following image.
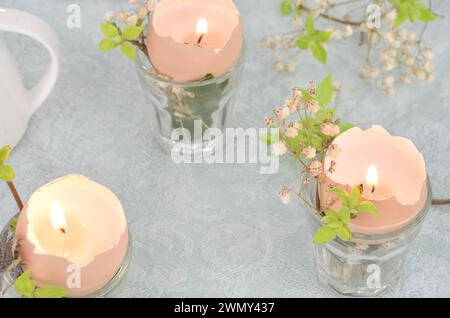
[371,185,375,194]
[60,228,66,234]
[197,33,205,46]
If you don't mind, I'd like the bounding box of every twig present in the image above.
[298,4,363,26]
[432,199,450,206]
[7,181,23,212]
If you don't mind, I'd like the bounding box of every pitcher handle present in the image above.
[0,8,59,115]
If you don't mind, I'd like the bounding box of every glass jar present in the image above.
[302,179,432,297]
[135,45,246,157]
[0,214,131,298]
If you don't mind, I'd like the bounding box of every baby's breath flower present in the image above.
[265,116,275,126]
[147,0,158,11]
[275,107,290,120]
[332,29,343,40]
[304,178,311,185]
[119,10,127,23]
[278,187,293,204]
[383,75,395,87]
[424,62,433,73]
[422,48,433,60]
[385,9,397,24]
[383,59,397,71]
[105,10,115,22]
[272,140,287,156]
[401,75,412,84]
[305,100,319,113]
[275,61,285,71]
[384,87,396,96]
[320,123,340,137]
[302,147,316,159]
[126,14,138,26]
[286,126,299,138]
[426,74,434,83]
[328,144,341,158]
[405,56,415,67]
[138,6,148,18]
[343,25,353,37]
[286,63,295,73]
[309,161,322,177]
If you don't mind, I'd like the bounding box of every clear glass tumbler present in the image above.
[135,46,246,157]
[302,179,432,297]
[0,214,131,298]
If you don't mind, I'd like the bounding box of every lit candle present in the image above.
[321,126,428,235]
[147,0,244,82]
[15,175,129,297]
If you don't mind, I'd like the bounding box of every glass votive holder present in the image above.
[0,214,131,298]
[135,45,246,157]
[302,179,432,297]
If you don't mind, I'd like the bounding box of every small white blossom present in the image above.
[272,141,287,156]
[285,126,299,138]
[309,161,322,177]
[275,107,290,120]
[302,147,316,159]
[320,123,340,137]
[422,48,433,60]
[278,187,293,205]
[105,11,115,22]
[383,75,395,87]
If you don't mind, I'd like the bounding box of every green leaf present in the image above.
[120,42,137,61]
[310,41,327,64]
[313,226,336,244]
[418,8,438,22]
[337,226,352,241]
[322,215,339,224]
[349,187,362,208]
[34,286,67,298]
[305,15,315,34]
[0,145,11,164]
[100,22,119,39]
[315,31,333,43]
[122,26,143,41]
[339,207,351,224]
[329,187,349,206]
[340,123,355,133]
[326,222,342,229]
[296,36,311,50]
[281,0,293,16]
[10,217,18,233]
[0,164,15,182]
[317,74,333,107]
[14,271,36,298]
[355,201,379,216]
[98,39,118,51]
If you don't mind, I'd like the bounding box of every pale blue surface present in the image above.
[0,0,449,297]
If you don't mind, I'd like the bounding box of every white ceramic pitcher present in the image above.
[0,8,59,148]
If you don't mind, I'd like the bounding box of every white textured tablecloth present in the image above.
[0,0,449,297]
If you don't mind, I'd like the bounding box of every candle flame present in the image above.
[196,17,208,36]
[51,202,67,234]
[365,165,379,190]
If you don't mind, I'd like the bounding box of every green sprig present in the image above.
[312,187,379,244]
[296,15,332,64]
[14,270,67,298]
[0,146,15,182]
[98,22,143,61]
[388,0,438,29]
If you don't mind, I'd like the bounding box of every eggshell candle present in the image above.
[147,0,244,82]
[15,175,128,297]
[321,126,427,235]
